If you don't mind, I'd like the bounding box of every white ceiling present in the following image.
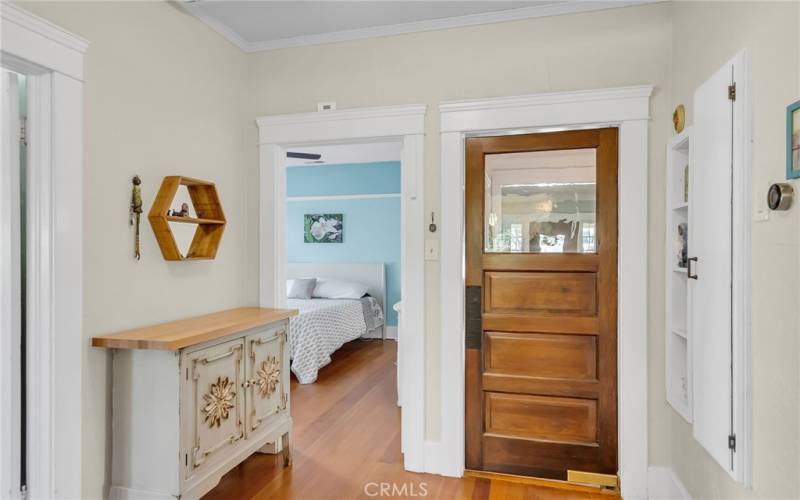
[181,1,652,52]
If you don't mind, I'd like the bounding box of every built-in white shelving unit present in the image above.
[665,127,692,422]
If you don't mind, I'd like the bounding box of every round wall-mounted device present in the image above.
[767,183,794,211]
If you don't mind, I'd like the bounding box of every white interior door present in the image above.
[690,55,740,473]
[0,69,22,500]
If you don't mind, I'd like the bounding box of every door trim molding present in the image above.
[256,104,427,472]
[1,4,86,498]
[438,86,652,499]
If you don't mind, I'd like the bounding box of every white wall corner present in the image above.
[647,466,692,500]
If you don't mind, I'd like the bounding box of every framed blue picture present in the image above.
[787,100,800,179]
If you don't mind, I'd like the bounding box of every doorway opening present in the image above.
[283,141,402,383]
[254,105,427,472]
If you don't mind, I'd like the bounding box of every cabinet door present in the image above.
[184,338,245,476]
[245,324,289,434]
[690,50,748,476]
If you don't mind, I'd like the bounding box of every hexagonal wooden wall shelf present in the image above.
[148,176,226,261]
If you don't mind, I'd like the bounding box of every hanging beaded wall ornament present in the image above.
[130,175,143,260]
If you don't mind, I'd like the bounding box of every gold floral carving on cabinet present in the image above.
[256,357,280,398]
[203,376,236,428]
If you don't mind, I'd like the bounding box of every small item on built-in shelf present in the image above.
[683,164,689,203]
[676,222,688,268]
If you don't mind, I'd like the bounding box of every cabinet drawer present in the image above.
[183,338,245,479]
[245,324,289,435]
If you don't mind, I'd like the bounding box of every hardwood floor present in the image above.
[204,340,620,500]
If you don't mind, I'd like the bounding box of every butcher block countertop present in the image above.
[92,307,298,351]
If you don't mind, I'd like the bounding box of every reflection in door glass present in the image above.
[484,148,597,253]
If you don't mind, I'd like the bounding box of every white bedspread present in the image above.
[287,298,367,384]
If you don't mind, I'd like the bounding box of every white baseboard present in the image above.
[109,485,175,500]
[362,326,397,340]
[647,466,691,500]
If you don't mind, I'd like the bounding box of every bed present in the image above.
[286,263,386,384]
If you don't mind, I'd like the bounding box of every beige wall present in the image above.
[16,2,250,498]
[245,2,674,451]
[669,2,800,498]
[15,1,800,498]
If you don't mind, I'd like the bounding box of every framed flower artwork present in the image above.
[303,213,343,243]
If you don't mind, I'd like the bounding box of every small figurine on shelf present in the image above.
[169,202,190,217]
[677,223,688,268]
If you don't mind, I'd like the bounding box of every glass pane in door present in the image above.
[484,148,597,253]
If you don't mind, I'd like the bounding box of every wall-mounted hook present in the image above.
[429,212,437,233]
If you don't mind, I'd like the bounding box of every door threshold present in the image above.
[464,470,620,496]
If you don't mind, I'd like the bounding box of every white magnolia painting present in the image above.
[304,214,343,243]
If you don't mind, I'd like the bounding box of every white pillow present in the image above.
[312,279,368,299]
[287,278,317,299]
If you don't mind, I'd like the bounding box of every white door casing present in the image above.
[1,4,87,498]
[438,86,652,498]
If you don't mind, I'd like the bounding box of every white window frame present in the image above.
[1,4,87,498]
[437,86,652,499]
[256,105,427,471]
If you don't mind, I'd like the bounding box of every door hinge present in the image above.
[185,453,188,466]
[19,116,27,146]
[728,83,736,101]
[728,433,736,452]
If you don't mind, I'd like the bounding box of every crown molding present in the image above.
[178,1,250,51]
[184,1,662,53]
[1,2,88,54]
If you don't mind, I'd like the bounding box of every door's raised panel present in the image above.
[485,332,597,381]
[185,338,245,477]
[484,271,597,316]
[484,392,598,445]
[246,325,289,435]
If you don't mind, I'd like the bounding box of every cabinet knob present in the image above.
[242,380,251,388]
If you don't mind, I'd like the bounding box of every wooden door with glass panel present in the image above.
[465,128,618,482]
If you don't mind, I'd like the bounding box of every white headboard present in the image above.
[286,262,386,311]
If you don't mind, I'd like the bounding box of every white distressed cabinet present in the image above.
[93,308,298,500]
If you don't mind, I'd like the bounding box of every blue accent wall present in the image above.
[287,162,401,326]
[287,161,400,196]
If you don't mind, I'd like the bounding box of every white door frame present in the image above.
[437,86,653,499]
[256,105,427,471]
[1,4,87,499]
